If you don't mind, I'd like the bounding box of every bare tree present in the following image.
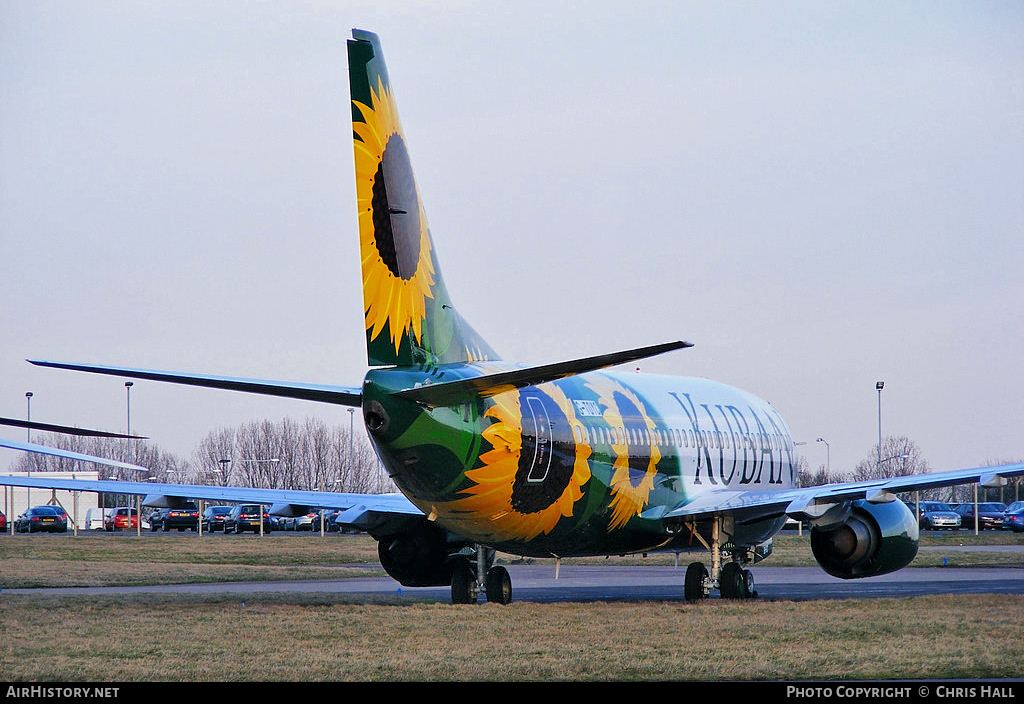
[191,427,236,485]
[7,432,189,506]
[8,432,186,479]
[8,417,396,496]
[190,417,395,493]
[798,453,845,487]
[850,435,928,483]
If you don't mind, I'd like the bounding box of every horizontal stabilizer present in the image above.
[0,416,146,439]
[28,360,362,407]
[0,474,423,525]
[396,340,693,407]
[0,437,149,472]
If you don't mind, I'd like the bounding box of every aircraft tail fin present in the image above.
[349,29,497,367]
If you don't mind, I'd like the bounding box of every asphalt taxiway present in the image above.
[4,563,1022,603]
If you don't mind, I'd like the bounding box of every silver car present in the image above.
[909,501,961,530]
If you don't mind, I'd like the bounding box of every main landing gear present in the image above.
[451,545,513,605]
[682,514,759,603]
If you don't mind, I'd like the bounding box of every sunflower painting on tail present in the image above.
[349,31,495,367]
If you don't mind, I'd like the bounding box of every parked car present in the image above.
[954,502,1007,530]
[201,505,232,532]
[85,508,112,530]
[0,510,6,532]
[15,506,68,533]
[104,506,139,531]
[283,510,319,531]
[150,503,200,531]
[1004,501,1024,515]
[1003,508,1024,533]
[311,509,342,532]
[223,504,272,534]
[906,501,961,530]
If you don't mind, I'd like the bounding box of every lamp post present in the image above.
[25,392,32,442]
[347,407,355,490]
[875,381,884,469]
[25,392,33,508]
[816,437,830,475]
[124,382,133,454]
[125,381,137,535]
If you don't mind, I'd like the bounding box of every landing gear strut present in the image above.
[683,513,758,602]
[450,545,513,605]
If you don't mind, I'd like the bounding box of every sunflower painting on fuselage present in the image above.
[439,383,592,543]
[586,377,662,530]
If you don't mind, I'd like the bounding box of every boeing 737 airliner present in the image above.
[3,30,1022,604]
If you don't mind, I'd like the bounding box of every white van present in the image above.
[84,508,112,530]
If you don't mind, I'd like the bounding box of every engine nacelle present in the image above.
[810,499,919,579]
[375,519,477,587]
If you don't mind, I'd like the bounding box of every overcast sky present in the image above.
[2,1,1022,479]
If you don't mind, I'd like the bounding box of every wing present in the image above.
[663,462,1024,525]
[0,473,423,535]
[27,360,362,407]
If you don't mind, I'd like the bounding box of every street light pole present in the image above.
[25,392,32,442]
[25,392,33,509]
[347,407,355,490]
[124,383,133,439]
[816,437,830,474]
[876,381,884,469]
[125,382,138,536]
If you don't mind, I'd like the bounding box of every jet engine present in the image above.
[375,519,477,587]
[810,499,919,579]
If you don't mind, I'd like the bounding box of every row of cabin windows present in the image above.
[570,423,792,454]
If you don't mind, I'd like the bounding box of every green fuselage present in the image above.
[362,363,796,558]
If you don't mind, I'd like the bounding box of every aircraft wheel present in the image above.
[451,562,478,605]
[684,561,709,602]
[719,562,748,599]
[744,569,758,599]
[485,566,512,605]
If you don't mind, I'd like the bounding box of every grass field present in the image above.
[1,531,1022,681]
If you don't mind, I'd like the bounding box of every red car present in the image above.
[104,507,139,531]
[0,510,6,532]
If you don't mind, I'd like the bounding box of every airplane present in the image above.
[3,29,1022,604]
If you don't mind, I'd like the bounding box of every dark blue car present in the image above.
[1003,508,1024,533]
